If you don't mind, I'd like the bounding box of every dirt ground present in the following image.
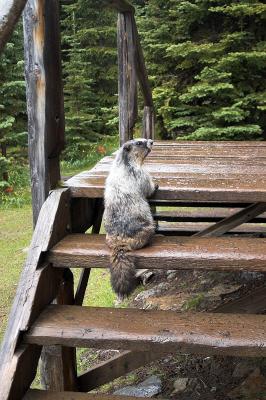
[80,268,266,399]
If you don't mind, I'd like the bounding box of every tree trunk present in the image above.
[1,142,9,181]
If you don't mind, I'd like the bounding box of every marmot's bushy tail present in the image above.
[110,247,136,298]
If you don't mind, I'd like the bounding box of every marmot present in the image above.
[104,138,157,298]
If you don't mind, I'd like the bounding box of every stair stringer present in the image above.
[0,188,71,400]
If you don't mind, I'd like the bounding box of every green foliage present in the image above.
[137,0,266,140]
[0,22,26,189]
[61,0,118,160]
[0,157,10,189]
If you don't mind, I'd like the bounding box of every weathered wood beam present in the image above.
[40,269,78,391]
[23,0,65,225]
[78,350,161,392]
[143,105,155,140]
[117,12,138,145]
[131,17,153,107]
[74,199,104,306]
[0,188,70,400]
[194,202,266,237]
[0,0,27,53]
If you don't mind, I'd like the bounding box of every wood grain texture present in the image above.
[117,12,137,145]
[143,106,155,140]
[24,305,266,357]
[24,390,146,400]
[0,0,27,53]
[40,269,78,391]
[23,0,65,224]
[154,208,266,223]
[65,141,266,202]
[48,233,266,272]
[157,222,266,236]
[0,189,70,400]
[131,17,153,107]
[193,202,266,237]
[74,198,104,306]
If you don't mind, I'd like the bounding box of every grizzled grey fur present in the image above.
[104,138,157,297]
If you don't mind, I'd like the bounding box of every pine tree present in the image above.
[0,22,26,185]
[61,0,118,161]
[137,0,266,140]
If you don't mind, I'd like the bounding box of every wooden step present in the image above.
[24,389,144,399]
[24,305,266,357]
[157,222,266,236]
[154,209,266,223]
[48,234,266,272]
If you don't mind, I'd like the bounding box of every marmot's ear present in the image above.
[123,143,132,152]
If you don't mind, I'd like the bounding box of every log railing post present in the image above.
[23,0,65,226]
[23,0,74,392]
[143,105,155,140]
[117,11,138,145]
[117,7,154,144]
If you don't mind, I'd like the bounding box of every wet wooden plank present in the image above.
[65,140,266,202]
[66,174,266,202]
[24,305,266,357]
[193,202,266,237]
[157,222,266,236]
[0,0,27,53]
[154,209,266,223]
[152,140,266,148]
[48,234,266,272]
[24,390,145,400]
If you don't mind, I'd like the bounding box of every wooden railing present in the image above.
[113,1,155,144]
[0,0,154,223]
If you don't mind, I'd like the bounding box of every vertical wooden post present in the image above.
[143,105,155,140]
[40,269,78,391]
[23,0,74,391]
[23,0,65,226]
[117,12,137,145]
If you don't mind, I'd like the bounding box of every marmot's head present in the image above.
[121,138,153,165]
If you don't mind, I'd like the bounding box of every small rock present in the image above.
[167,272,177,281]
[172,377,189,393]
[166,269,176,276]
[134,288,158,302]
[114,375,162,398]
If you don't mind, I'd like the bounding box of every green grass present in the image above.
[0,206,33,340]
[0,137,119,341]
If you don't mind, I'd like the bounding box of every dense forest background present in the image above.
[1,0,266,192]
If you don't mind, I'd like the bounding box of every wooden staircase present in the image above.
[1,1,266,399]
[1,142,266,400]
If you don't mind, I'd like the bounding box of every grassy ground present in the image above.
[0,206,32,339]
[0,208,117,344]
[0,136,119,342]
